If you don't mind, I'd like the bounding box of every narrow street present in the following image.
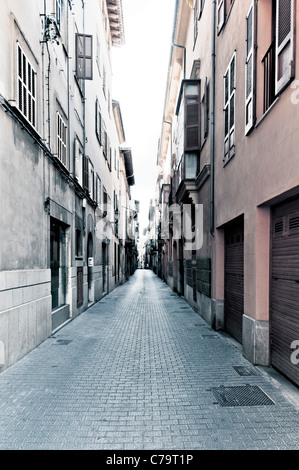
[0,270,298,451]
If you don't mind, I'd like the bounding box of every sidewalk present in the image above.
[0,269,298,450]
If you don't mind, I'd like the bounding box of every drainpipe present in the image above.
[210,0,216,236]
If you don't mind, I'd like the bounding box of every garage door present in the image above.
[224,220,244,343]
[272,198,299,386]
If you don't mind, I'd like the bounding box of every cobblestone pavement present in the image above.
[0,270,298,450]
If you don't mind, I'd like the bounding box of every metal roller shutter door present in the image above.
[224,221,244,344]
[271,198,299,386]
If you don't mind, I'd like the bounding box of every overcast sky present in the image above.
[112,0,176,237]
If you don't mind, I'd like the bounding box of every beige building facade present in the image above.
[154,0,299,387]
[0,0,138,371]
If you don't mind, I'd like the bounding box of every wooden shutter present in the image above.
[245,2,255,135]
[275,0,295,94]
[184,82,201,152]
[83,154,89,190]
[76,33,93,80]
[218,0,225,33]
[74,138,79,179]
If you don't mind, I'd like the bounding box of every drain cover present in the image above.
[55,339,72,345]
[211,385,275,407]
[201,334,220,339]
[233,366,259,376]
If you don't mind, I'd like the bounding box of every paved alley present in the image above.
[0,270,298,451]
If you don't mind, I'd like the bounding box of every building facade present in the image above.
[153,0,299,387]
[0,0,138,371]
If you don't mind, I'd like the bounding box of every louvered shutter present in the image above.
[74,139,79,179]
[275,0,295,94]
[83,154,89,190]
[218,0,225,33]
[95,100,98,136]
[184,86,201,152]
[245,2,255,134]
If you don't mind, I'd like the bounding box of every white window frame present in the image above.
[245,2,255,135]
[56,0,62,27]
[224,52,236,165]
[17,43,36,129]
[57,112,67,168]
[74,137,83,186]
[218,0,225,33]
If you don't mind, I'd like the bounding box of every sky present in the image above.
[111,0,176,240]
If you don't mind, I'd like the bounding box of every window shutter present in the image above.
[218,0,225,33]
[245,2,255,135]
[95,100,98,136]
[275,0,295,94]
[204,78,209,138]
[76,33,93,80]
[74,139,79,179]
[184,83,201,152]
[83,154,89,190]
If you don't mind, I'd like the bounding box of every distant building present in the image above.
[153,0,299,387]
[0,0,137,371]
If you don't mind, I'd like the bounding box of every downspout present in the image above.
[210,0,216,236]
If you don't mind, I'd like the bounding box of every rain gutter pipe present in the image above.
[210,0,216,236]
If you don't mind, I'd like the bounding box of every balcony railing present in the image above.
[262,40,276,113]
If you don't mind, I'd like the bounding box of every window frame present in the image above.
[245,1,255,135]
[223,52,236,166]
[57,111,68,168]
[275,0,296,95]
[75,33,93,81]
[17,42,37,129]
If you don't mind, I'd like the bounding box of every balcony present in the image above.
[262,41,276,113]
[176,152,199,204]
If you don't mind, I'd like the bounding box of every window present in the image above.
[201,78,209,144]
[218,0,225,32]
[96,175,102,206]
[56,0,62,27]
[96,34,101,76]
[89,163,94,200]
[194,0,198,42]
[218,0,234,33]
[102,66,106,97]
[17,44,36,128]
[57,112,67,167]
[275,0,295,95]
[75,33,93,80]
[95,99,102,144]
[224,53,236,165]
[102,121,108,157]
[245,2,255,134]
[74,137,83,185]
[184,81,201,152]
[83,154,89,191]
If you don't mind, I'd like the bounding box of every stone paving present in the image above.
[0,269,298,450]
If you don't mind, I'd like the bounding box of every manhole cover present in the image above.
[55,339,72,345]
[233,366,259,376]
[211,385,275,407]
[201,334,220,339]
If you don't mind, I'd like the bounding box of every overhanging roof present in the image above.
[107,0,125,46]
